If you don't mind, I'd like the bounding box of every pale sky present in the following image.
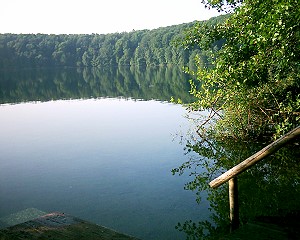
[0,0,220,34]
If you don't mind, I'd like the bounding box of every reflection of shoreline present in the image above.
[0,66,193,104]
[173,133,300,239]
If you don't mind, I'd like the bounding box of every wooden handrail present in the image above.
[209,125,300,189]
[208,125,300,231]
[209,125,300,231]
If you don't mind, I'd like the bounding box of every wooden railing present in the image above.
[209,126,300,230]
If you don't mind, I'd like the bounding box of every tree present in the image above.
[184,0,300,140]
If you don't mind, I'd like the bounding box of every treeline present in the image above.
[0,15,227,69]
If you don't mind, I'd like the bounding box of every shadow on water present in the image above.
[172,129,300,239]
[0,65,194,104]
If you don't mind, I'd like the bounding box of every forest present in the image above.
[0,15,226,69]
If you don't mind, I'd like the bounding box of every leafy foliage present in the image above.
[200,0,242,12]
[183,0,300,140]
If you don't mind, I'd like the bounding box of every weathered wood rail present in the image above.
[209,126,300,230]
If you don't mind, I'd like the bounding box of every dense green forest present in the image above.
[0,15,227,69]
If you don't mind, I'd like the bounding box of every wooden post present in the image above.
[229,177,239,231]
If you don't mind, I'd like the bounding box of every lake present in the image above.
[1,66,299,240]
[0,66,208,240]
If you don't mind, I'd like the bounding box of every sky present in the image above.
[0,0,221,34]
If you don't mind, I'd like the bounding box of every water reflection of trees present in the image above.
[173,130,300,239]
[0,66,194,104]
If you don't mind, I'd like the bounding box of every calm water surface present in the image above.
[1,67,299,239]
[0,67,209,240]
